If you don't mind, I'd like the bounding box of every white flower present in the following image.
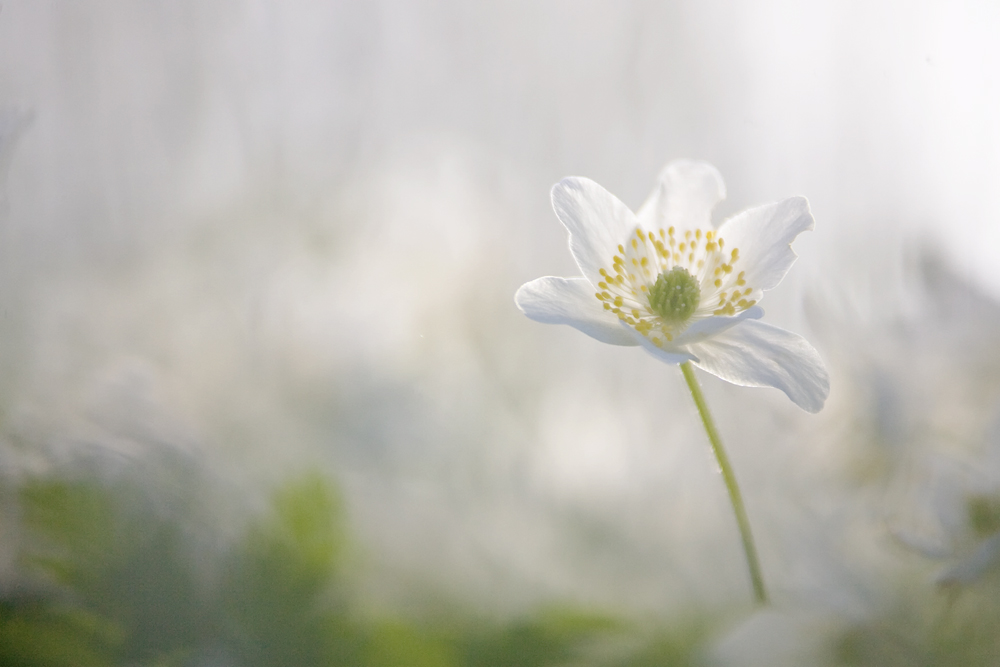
[515,160,830,412]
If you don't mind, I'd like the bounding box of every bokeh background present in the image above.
[2,1,1000,665]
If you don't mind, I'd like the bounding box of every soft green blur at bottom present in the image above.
[4,448,1000,666]
[0,461,712,667]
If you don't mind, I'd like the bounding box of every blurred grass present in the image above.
[1,462,711,666]
[967,494,1000,539]
[832,492,1000,667]
[9,456,999,666]
[0,598,120,667]
[833,576,1000,667]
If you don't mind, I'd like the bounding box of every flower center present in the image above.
[593,224,759,348]
[647,266,700,323]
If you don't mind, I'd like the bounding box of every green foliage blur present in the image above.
[832,492,1000,667]
[6,451,999,666]
[0,461,709,667]
[833,578,1000,666]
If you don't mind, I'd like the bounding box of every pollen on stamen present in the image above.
[631,239,639,250]
[695,229,702,240]
[718,238,725,249]
[614,296,623,307]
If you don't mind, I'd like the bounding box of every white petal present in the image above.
[551,177,638,286]
[636,160,726,232]
[936,534,1000,588]
[634,332,699,365]
[716,197,814,292]
[686,320,830,412]
[631,305,762,368]
[672,306,764,346]
[515,276,639,346]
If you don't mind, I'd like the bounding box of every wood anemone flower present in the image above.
[516,160,829,412]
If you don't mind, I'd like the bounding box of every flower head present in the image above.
[515,160,829,412]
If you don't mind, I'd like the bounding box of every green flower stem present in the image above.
[680,361,768,606]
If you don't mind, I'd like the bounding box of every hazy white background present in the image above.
[2,1,1000,662]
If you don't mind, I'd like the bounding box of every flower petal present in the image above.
[515,276,639,346]
[936,534,1000,588]
[672,305,764,346]
[551,177,638,286]
[633,332,699,365]
[685,319,830,412]
[636,160,726,232]
[716,196,814,292]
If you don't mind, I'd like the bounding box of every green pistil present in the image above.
[648,267,700,322]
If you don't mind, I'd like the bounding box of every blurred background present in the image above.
[1,1,1000,665]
